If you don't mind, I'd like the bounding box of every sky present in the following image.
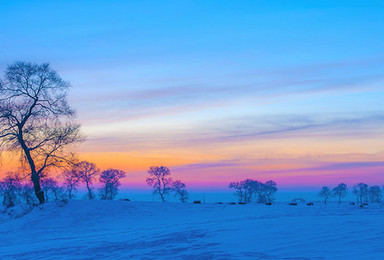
[0,0,383,193]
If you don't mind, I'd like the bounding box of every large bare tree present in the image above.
[75,161,100,200]
[99,168,126,200]
[146,166,173,202]
[0,62,83,204]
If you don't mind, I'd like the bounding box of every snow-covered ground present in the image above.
[0,200,383,259]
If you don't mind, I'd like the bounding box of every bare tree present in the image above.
[264,180,278,204]
[229,181,245,203]
[75,161,99,200]
[332,183,348,204]
[41,177,65,201]
[353,183,368,205]
[0,172,23,208]
[99,169,126,200]
[0,62,83,204]
[242,179,258,203]
[319,186,331,205]
[146,166,173,202]
[352,186,359,204]
[20,183,36,205]
[368,185,382,203]
[172,180,188,203]
[61,167,81,199]
[229,179,277,204]
[254,181,268,203]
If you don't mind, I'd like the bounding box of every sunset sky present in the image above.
[1,1,384,191]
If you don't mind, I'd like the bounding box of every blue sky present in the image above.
[0,0,383,189]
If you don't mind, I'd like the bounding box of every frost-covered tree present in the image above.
[41,177,65,201]
[99,169,126,200]
[319,186,331,205]
[61,167,81,199]
[146,166,173,202]
[332,183,348,204]
[353,183,368,205]
[243,179,259,203]
[229,181,245,203]
[75,161,100,200]
[254,181,268,203]
[264,180,278,204]
[229,179,257,203]
[229,179,277,204]
[20,183,36,205]
[0,172,23,208]
[0,62,83,204]
[172,180,188,203]
[368,185,382,203]
[0,173,38,207]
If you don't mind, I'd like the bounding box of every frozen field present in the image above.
[0,200,383,259]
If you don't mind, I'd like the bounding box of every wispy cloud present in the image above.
[188,113,384,144]
[71,57,384,124]
[79,112,384,155]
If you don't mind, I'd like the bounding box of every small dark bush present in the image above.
[265,202,272,205]
[229,202,236,205]
[56,199,68,207]
[193,200,201,204]
[238,202,246,205]
[119,198,130,201]
[289,202,298,206]
[216,202,223,204]
[306,202,314,206]
[349,202,355,205]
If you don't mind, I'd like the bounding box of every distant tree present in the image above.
[99,169,126,200]
[0,62,83,204]
[172,180,189,203]
[75,161,100,200]
[319,186,331,205]
[243,179,259,203]
[368,185,382,203]
[41,177,65,201]
[353,183,368,205]
[254,181,268,203]
[332,183,348,204]
[352,186,359,204]
[264,180,278,204]
[61,167,81,199]
[146,166,173,202]
[229,181,245,203]
[229,179,277,204]
[0,172,23,208]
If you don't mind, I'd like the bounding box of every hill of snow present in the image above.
[0,200,383,259]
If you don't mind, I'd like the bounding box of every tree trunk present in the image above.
[18,127,45,204]
[31,173,45,204]
[160,192,165,202]
[86,181,92,200]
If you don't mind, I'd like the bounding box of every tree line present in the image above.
[146,166,188,203]
[229,179,278,204]
[0,161,126,208]
[319,183,383,205]
[0,164,189,208]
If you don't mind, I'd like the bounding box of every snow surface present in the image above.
[0,200,383,259]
